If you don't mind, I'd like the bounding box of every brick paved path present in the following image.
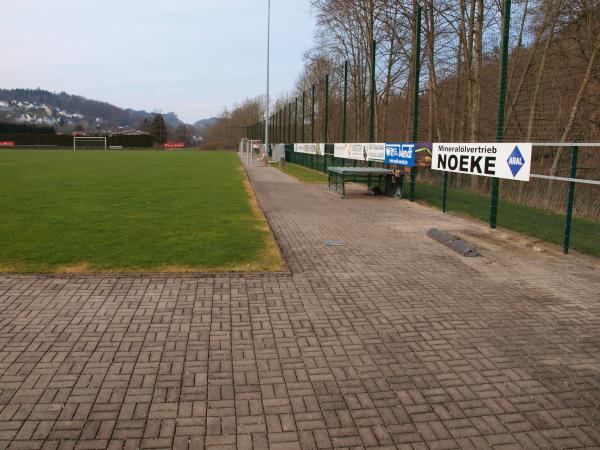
[1,164,599,449]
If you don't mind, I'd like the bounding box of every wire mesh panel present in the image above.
[568,146,600,257]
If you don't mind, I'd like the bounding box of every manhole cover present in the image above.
[324,240,345,246]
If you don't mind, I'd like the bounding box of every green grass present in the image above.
[0,150,283,273]
[273,162,328,183]
[415,182,599,257]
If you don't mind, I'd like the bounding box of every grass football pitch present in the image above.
[0,150,283,273]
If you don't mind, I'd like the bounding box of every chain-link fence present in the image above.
[285,144,599,258]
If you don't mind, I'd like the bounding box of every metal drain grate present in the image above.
[324,240,346,247]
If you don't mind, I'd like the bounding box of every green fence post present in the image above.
[301,92,306,143]
[284,105,288,143]
[442,171,449,213]
[409,5,422,202]
[311,84,316,143]
[368,40,377,187]
[563,145,579,254]
[281,105,286,142]
[342,60,348,143]
[288,102,292,143]
[324,74,329,144]
[490,0,512,228]
[369,40,377,143]
[294,97,298,143]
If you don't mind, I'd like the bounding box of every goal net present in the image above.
[73,137,107,150]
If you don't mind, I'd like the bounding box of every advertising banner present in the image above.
[0,141,15,147]
[432,143,532,181]
[384,142,433,167]
[385,143,415,166]
[295,143,318,155]
[333,143,385,161]
[163,142,185,148]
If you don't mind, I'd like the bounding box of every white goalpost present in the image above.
[73,137,107,150]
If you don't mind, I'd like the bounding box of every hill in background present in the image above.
[0,88,186,134]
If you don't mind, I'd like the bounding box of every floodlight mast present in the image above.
[264,0,271,161]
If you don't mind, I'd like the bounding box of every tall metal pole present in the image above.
[323,74,329,143]
[311,84,316,142]
[490,0,512,229]
[409,6,422,202]
[342,60,348,143]
[264,0,271,159]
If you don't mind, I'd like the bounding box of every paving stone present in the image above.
[0,163,599,448]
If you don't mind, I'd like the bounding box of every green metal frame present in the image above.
[490,0,512,228]
[409,5,422,202]
[294,97,298,143]
[311,84,316,143]
[301,91,306,143]
[342,60,348,143]
[288,102,292,143]
[283,105,287,143]
[324,74,329,143]
[563,146,579,254]
[369,40,377,143]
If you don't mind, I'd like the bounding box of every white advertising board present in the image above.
[333,143,385,161]
[294,143,318,155]
[432,143,532,181]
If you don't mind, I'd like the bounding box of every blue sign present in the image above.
[507,146,525,177]
[385,142,416,166]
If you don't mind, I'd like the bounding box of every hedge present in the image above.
[0,122,55,134]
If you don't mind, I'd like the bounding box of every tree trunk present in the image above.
[551,32,600,175]
[450,45,462,142]
[504,15,551,136]
[526,0,561,142]
[469,0,483,190]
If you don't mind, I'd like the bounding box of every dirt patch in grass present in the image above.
[240,168,287,273]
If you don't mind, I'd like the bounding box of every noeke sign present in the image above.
[432,143,532,181]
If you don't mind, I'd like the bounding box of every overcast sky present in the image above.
[1,0,315,123]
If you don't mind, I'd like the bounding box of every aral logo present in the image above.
[507,146,525,177]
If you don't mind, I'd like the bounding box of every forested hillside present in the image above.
[0,88,184,130]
